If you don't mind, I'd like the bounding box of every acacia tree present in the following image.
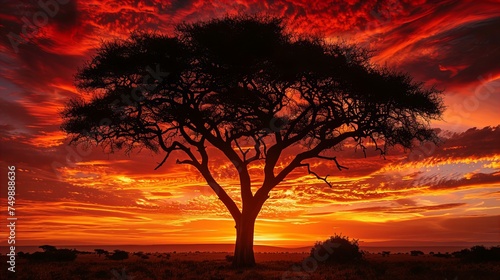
[62,16,443,267]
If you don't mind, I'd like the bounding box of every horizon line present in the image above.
[3,241,499,248]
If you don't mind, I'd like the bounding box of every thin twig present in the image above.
[315,155,349,171]
[155,151,171,170]
[301,163,333,188]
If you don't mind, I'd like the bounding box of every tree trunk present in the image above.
[232,212,257,267]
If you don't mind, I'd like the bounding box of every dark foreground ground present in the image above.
[2,252,500,279]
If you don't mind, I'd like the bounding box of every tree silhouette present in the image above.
[61,15,444,267]
[94,249,108,257]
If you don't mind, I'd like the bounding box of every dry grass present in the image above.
[2,252,500,279]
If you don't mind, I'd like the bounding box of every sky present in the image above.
[0,0,499,248]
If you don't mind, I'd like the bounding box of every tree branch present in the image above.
[245,134,262,164]
[154,151,171,170]
[154,140,199,170]
[256,131,359,201]
[234,138,250,161]
[300,162,332,188]
[315,155,349,171]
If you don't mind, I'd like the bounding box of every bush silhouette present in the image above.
[410,250,424,256]
[381,251,390,257]
[24,248,77,262]
[39,245,57,252]
[107,249,129,260]
[433,252,451,258]
[453,245,500,262]
[133,251,145,257]
[452,248,470,258]
[310,234,363,264]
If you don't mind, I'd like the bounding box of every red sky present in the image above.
[0,0,499,247]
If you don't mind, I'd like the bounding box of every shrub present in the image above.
[77,250,92,254]
[39,245,57,252]
[133,251,144,257]
[25,248,77,262]
[433,252,451,258]
[452,248,470,258]
[310,233,363,264]
[107,249,129,260]
[94,249,109,257]
[453,245,500,262]
[51,249,78,261]
[410,250,424,256]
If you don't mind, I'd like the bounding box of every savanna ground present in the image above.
[2,251,500,280]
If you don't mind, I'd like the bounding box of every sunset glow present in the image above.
[1,0,499,249]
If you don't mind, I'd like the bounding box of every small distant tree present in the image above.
[310,234,363,264]
[62,15,444,267]
[94,249,109,257]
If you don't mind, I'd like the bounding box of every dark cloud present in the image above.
[1,0,80,53]
[168,0,195,12]
[3,42,82,94]
[436,126,500,158]
[392,17,500,88]
[0,97,38,129]
[49,0,80,32]
[429,172,500,190]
